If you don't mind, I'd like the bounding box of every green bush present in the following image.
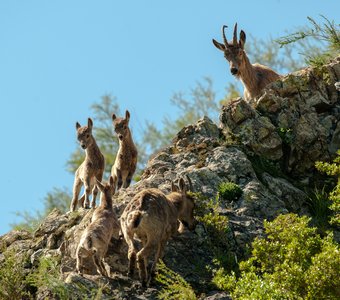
[155,260,197,300]
[26,256,71,299]
[315,150,340,226]
[193,192,237,283]
[218,182,242,202]
[214,214,340,299]
[0,249,31,300]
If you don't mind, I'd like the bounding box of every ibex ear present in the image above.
[76,122,81,130]
[179,178,187,194]
[125,110,130,123]
[171,181,179,192]
[87,118,93,129]
[109,176,116,194]
[96,178,105,192]
[109,176,114,186]
[239,30,246,49]
[212,39,226,51]
[112,113,117,121]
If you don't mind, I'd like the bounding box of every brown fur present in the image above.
[111,110,138,190]
[120,177,196,286]
[212,23,280,101]
[70,118,105,211]
[76,176,120,276]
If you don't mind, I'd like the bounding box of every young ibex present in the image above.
[76,176,120,276]
[120,176,196,287]
[212,23,280,101]
[70,118,105,212]
[111,110,138,190]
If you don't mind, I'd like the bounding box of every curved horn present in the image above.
[95,178,105,192]
[222,25,229,46]
[186,175,193,192]
[233,23,238,46]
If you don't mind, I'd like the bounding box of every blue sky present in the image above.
[0,0,338,235]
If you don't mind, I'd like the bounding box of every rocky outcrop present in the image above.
[1,57,339,299]
[221,56,340,177]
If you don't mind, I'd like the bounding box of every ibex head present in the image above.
[96,176,115,201]
[171,176,197,231]
[112,110,131,141]
[212,23,246,76]
[76,118,93,150]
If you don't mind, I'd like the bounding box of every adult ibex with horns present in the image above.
[212,23,280,101]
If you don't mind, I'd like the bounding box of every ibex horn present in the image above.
[222,25,229,46]
[233,23,238,46]
[186,175,193,192]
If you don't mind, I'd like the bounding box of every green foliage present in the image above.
[248,153,283,180]
[142,78,219,154]
[11,187,71,232]
[26,256,71,299]
[195,194,229,248]
[316,150,340,176]
[315,150,340,226]
[218,182,242,202]
[277,127,294,144]
[194,193,236,275]
[305,234,340,299]
[155,260,197,300]
[277,15,340,67]
[0,249,31,300]
[220,82,241,106]
[214,214,340,299]
[11,210,44,233]
[306,186,331,230]
[26,255,108,299]
[248,35,304,74]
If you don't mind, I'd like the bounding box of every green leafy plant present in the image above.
[26,256,71,299]
[277,15,340,67]
[315,150,340,226]
[194,193,236,277]
[277,127,294,145]
[155,260,197,300]
[0,249,31,300]
[306,186,331,231]
[248,153,284,180]
[218,182,243,202]
[214,214,340,299]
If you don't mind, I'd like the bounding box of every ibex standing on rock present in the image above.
[70,118,105,212]
[111,110,138,190]
[76,176,120,276]
[120,176,196,287]
[212,23,280,101]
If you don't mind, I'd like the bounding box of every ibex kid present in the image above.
[111,110,138,190]
[212,23,280,101]
[76,176,120,276]
[120,176,196,287]
[70,118,105,212]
